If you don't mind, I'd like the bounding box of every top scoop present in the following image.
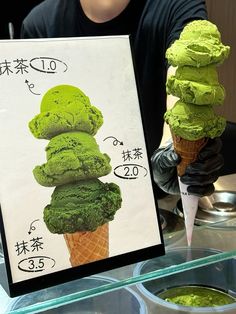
[166,20,230,67]
[40,85,91,112]
[29,85,103,139]
[179,20,221,41]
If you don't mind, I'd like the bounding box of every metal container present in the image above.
[134,247,236,314]
[174,191,236,226]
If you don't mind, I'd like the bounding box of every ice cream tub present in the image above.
[133,247,236,313]
[7,275,147,313]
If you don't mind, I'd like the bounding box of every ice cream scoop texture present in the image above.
[166,20,230,67]
[164,101,226,141]
[29,85,103,139]
[166,65,225,105]
[165,20,229,142]
[44,179,122,233]
[33,132,112,187]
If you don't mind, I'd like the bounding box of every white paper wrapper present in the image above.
[178,177,199,246]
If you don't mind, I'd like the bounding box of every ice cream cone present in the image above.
[171,131,207,246]
[164,20,230,247]
[171,131,208,176]
[63,223,109,267]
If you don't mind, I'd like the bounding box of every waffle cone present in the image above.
[171,131,208,176]
[63,223,109,267]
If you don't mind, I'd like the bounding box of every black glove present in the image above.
[181,137,223,196]
[151,137,224,197]
[151,143,180,195]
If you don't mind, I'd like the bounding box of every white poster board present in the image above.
[0,35,164,297]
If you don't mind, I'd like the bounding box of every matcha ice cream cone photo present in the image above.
[0,36,163,296]
[29,84,122,267]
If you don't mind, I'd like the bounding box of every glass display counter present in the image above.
[1,174,236,313]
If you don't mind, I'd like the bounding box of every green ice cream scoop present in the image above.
[166,65,225,105]
[179,20,221,41]
[29,85,103,139]
[40,85,91,112]
[164,100,226,140]
[159,286,235,307]
[166,20,230,67]
[43,179,122,233]
[33,132,112,187]
[29,102,103,139]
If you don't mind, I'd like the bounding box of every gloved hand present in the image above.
[151,137,224,197]
[151,143,180,195]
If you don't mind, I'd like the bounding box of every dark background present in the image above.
[0,0,43,39]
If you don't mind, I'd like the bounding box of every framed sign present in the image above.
[0,36,164,297]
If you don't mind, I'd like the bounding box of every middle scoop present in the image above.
[33,132,112,187]
[166,65,225,105]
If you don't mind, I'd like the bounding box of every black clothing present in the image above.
[21,0,146,38]
[0,0,43,39]
[21,0,207,155]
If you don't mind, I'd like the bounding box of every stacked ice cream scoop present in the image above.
[165,20,230,245]
[29,85,122,266]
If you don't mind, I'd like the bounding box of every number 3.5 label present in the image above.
[18,256,55,273]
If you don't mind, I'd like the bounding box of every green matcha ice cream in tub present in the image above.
[158,285,236,308]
